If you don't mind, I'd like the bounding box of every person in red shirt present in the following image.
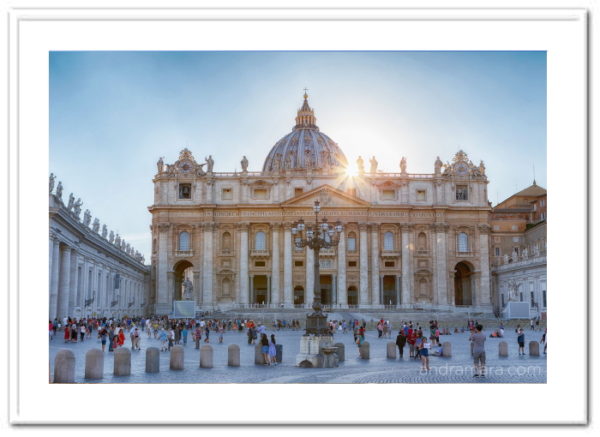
[407,330,417,358]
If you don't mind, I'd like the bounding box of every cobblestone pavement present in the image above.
[49,327,547,383]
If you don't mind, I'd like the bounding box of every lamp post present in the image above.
[292,200,343,335]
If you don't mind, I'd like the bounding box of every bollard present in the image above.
[499,341,509,357]
[386,342,397,359]
[113,348,131,376]
[200,345,213,368]
[442,342,452,358]
[146,347,160,373]
[334,342,345,362]
[53,349,75,383]
[228,344,240,367]
[84,348,104,380]
[529,341,540,357]
[359,341,370,360]
[275,344,283,364]
[170,345,185,370]
[255,343,265,365]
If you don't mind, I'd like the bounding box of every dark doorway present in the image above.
[252,275,268,304]
[294,286,305,305]
[347,286,358,306]
[320,275,332,305]
[454,262,473,306]
[382,275,397,305]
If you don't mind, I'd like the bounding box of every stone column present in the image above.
[401,224,413,306]
[156,223,170,311]
[271,223,280,306]
[478,224,492,307]
[306,245,314,306]
[68,252,78,317]
[370,224,380,307]
[359,223,369,306]
[238,223,249,306]
[434,223,449,306]
[49,237,61,320]
[202,223,215,308]
[336,231,347,308]
[283,223,293,307]
[57,245,72,319]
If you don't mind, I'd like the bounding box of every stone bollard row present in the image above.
[53,349,75,383]
[200,345,213,368]
[255,343,265,365]
[529,341,540,357]
[84,349,104,380]
[442,342,452,358]
[146,347,160,373]
[170,345,184,370]
[228,344,240,367]
[386,342,397,359]
[359,341,370,360]
[499,341,509,357]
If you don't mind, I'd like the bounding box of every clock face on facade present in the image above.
[456,162,468,175]
[179,161,192,172]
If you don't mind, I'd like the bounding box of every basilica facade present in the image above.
[149,94,493,315]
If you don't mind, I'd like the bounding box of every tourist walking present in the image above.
[396,330,407,359]
[260,333,270,365]
[194,325,202,349]
[98,327,108,352]
[182,326,188,346]
[517,328,525,355]
[419,336,431,372]
[269,334,277,365]
[470,324,487,377]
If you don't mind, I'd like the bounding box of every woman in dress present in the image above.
[64,324,71,343]
[269,334,277,365]
[260,333,270,365]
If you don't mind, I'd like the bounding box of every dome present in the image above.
[262,93,348,174]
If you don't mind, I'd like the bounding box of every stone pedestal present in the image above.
[334,342,345,362]
[54,349,75,383]
[172,300,195,318]
[322,347,339,368]
[296,335,334,368]
[113,348,131,376]
[359,341,370,360]
[499,341,509,357]
[84,349,104,380]
[386,342,397,359]
[146,347,160,373]
[442,342,452,358]
[200,345,213,368]
[228,344,240,367]
[170,345,184,370]
[529,341,540,357]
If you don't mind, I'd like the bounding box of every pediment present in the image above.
[281,184,370,208]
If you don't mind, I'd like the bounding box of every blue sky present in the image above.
[50,51,546,261]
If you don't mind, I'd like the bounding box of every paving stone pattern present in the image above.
[49,327,547,384]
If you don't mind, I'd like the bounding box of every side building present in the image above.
[149,93,494,315]
[49,179,150,320]
[490,182,547,319]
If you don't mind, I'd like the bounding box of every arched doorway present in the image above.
[454,262,473,306]
[173,260,194,301]
[294,286,304,306]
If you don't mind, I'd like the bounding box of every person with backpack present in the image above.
[517,328,526,355]
[396,330,407,359]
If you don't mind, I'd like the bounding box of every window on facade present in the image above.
[222,232,232,253]
[294,260,303,267]
[519,292,523,302]
[512,236,520,243]
[255,231,266,250]
[382,189,395,200]
[347,233,357,252]
[417,232,427,251]
[384,232,394,251]
[294,187,304,196]
[495,247,500,256]
[501,294,505,307]
[255,261,265,267]
[456,185,468,200]
[513,247,519,255]
[457,232,469,253]
[511,225,518,231]
[178,183,191,199]
[152,238,157,253]
[348,261,357,267]
[530,291,535,306]
[253,188,268,200]
[179,231,190,251]
[416,190,426,201]
[222,188,233,200]
[384,261,395,268]
[543,289,547,307]
[533,204,537,211]
[493,225,500,231]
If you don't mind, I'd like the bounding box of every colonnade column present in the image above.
[305,245,314,307]
[238,223,249,307]
[270,223,280,307]
[283,223,293,308]
[401,224,413,306]
[359,223,369,306]
[156,223,170,312]
[478,224,492,307]
[49,237,61,320]
[370,224,380,307]
[68,251,79,316]
[336,231,347,308]
[202,223,215,308]
[434,223,449,306]
[57,246,72,319]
